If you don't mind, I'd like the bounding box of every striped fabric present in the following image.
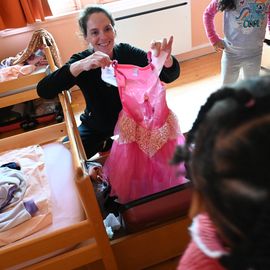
[177,213,228,270]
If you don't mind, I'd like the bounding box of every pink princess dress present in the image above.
[103,52,186,204]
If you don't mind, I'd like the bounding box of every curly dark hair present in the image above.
[218,0,236,11]
[173,75,270,269]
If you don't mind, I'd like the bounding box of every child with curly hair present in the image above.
[175,75,270,269]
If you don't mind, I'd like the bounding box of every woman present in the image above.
[37,5,180,159]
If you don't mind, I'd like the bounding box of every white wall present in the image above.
[0,0,192,63]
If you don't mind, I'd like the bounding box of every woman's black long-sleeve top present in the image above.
[37,43,180,133]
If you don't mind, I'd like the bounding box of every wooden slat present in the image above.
[1,221,94,268]
[61,91,118,270]
[0,72,46,94]
[0,88,40,108]
[59,92,86,171]
[61,90,87,161]
[23,242,100,270]
[0,122,66,152]
[43,41,57,72]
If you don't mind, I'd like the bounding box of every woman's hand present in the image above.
[70,51,112,77]
[213,40,225,52]
[150,36,174,68]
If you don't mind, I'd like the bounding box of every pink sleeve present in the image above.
[203,0,222,45]
[177,240,225,270]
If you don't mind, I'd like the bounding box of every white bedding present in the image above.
[35,142,84,234]
[0,142,84,268]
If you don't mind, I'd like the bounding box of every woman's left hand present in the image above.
[150,36,174,68]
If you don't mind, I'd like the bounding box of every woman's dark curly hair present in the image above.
[173,75,270,270]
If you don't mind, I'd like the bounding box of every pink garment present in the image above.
[203,0,221,45]
[177,213,229,270]
[103,55,186,204]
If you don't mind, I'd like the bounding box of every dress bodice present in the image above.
[113,61,169,128]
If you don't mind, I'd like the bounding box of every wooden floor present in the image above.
[144,257,180,270]
[71,52,222,134]
[166,52,222,133]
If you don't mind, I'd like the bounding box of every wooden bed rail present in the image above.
[59,91,87,169]
[41,39,118,269]
[59,90,118,270]
[0,122,66,152]
[42,36,57,72]
[0,221,93,268]
[43,39,118,270]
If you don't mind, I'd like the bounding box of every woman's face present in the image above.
[85,12,116,58]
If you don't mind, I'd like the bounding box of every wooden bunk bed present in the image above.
[0,35,118,270]
[0,32,191,270]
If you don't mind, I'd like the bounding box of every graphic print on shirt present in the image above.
[235,0,269,33]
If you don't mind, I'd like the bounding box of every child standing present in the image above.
[203,0,270,85]
[175,75,270,269]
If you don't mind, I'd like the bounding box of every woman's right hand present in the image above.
[70,51,112,77]
[213,40,225,52]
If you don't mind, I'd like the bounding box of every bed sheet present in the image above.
[1,142,85,269]
[36,142,84,234]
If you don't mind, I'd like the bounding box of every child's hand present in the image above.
[213,40,225,52]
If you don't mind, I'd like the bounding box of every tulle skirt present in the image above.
[103,135,186,204]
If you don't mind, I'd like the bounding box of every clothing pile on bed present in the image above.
[0,162,39,232]
[0,145,52,246]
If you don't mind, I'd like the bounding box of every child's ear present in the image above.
[188,191,205,219]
